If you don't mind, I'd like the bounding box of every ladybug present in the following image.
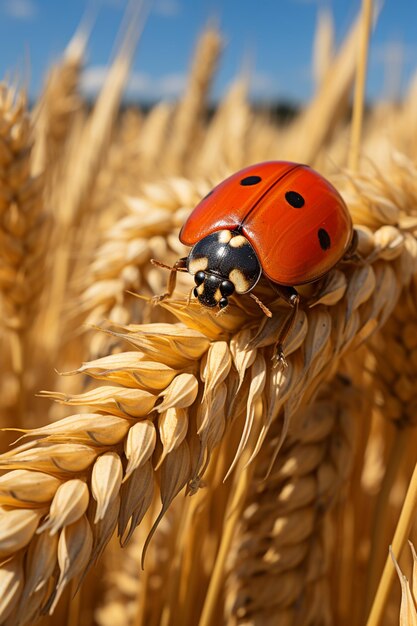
[152,161,355,363]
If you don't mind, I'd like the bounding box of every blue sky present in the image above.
[0,0,416,104]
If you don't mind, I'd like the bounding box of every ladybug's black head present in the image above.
[187,230,262,311]
[192,271,235,309]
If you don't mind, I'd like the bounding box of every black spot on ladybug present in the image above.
[240,175,262,186]
[285,191,305,208]
[203,189,214,200]
[318,228,331,250]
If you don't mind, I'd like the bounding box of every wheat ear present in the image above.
[225,377,358,625]
[0,85,47,425]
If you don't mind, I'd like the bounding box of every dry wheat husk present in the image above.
[0,166,415,623]
[391,543,417,626]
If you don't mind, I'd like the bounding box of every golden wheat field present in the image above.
[1,2,417,625]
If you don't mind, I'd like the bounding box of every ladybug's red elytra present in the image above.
[152,161,355,364]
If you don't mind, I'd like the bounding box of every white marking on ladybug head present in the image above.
[188,257,208,274]
[218,230,233,244]
[229,268,251,294]
[229,235,247,248]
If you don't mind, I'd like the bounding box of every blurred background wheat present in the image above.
[0,0,417,625]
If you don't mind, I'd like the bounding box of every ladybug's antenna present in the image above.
[249,293,272,318]
[150,259,175,271]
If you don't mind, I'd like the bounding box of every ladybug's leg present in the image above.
[345,229,358,258]
[342,229,364,263]
[270,284,301,368]
[151,257,188,304]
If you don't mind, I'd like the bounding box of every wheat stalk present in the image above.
[348,0,374,171]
